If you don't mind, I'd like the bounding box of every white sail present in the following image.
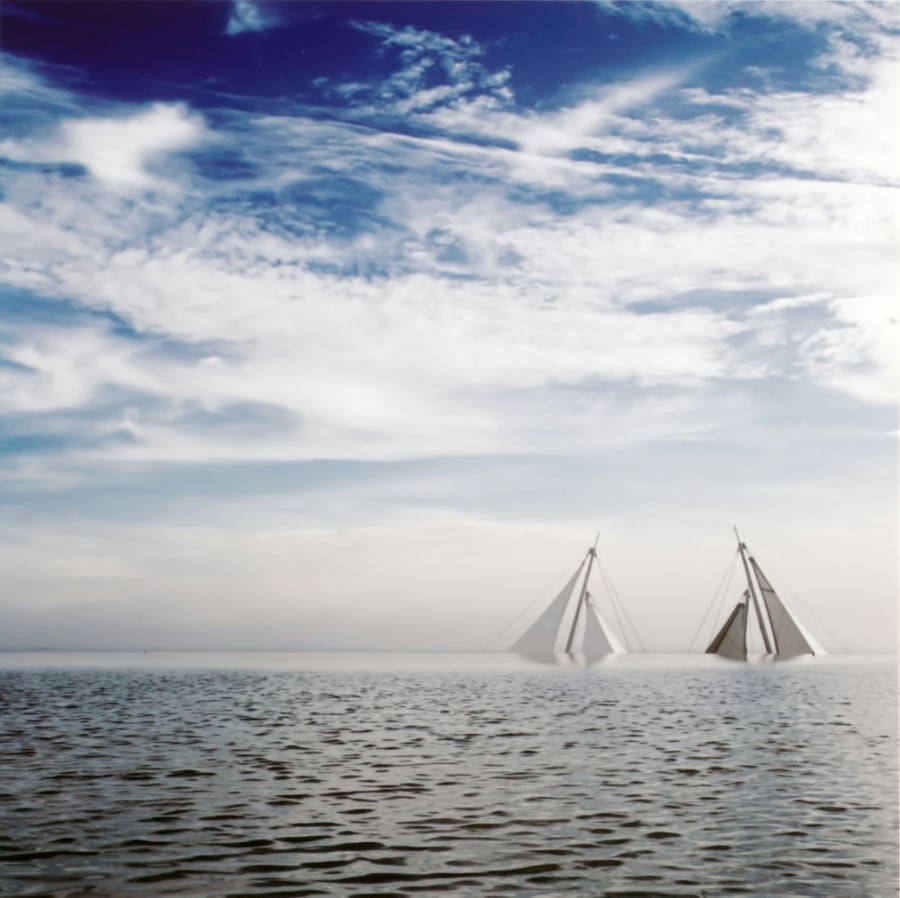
[512,560,585,655]
[750,558,822,656]
[582,597,625,655]
[706,601,747,659]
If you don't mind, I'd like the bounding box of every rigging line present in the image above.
[596,561,630,651]
[480,557,582,651]
[687,549,739,652]
[597,560,646,652]
[751,551,851,653]
[603,571,647,654]
[707,553,739,651]
[715,555,739,642]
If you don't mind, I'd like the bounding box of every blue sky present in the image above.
[0,1,897,651]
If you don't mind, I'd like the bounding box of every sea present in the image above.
[1,652,897,897]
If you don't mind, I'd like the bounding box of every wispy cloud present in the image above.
[225,0,280,36]
[329,20,513,114]
[0,10,895,523]
[1,3,897,652]
[598,1,900,40]
[2,12,896,476]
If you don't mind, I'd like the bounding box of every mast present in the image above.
[565,535,598,653]
[734,526,774,654]
[749,556,820,656]
[752,554,780,653]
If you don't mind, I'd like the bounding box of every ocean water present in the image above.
[0,653,897,897]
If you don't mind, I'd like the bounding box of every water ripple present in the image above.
[0,656,896,896]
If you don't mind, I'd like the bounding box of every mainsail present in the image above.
[510,540,627,657]
[749,559,821,657]
[512,560,585,655]
[706,529,823,659]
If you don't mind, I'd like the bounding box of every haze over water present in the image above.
[1,653,897,896]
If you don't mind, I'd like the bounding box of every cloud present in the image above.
[0,283,745,466]
[225,0,279,36]
[2,103,896,470]
[671,59,900,187]
[0,322,137,414]
[1,11,897,478]
[798,294,899,405]
[0,54,77,106]
[1,102,206,188]
[598,1,900,39]
[434,67,698,159]
[333,20,513,114]
[0,6,896,654]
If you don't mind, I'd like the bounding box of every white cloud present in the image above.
[0,6,897,657]
[0,55,80,110]
[423,66,697,158]
[0,323,144,413]
[710,57,900,186]
[799,294,899,405]
[600,1,900,39]
[1,11,897,475]
[1,103,205,188]
[0,288,743,465]
[339,20,514,114]
[225,0,279,36]
[1,84,896,471]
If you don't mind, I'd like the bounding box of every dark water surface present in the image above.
[1,653,897,897]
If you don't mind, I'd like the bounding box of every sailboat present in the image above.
[510,538,627,658]
[706,528,824,659]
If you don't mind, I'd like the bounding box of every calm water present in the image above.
[1,653,897,897]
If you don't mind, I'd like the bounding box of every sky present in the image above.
[0,1,897,653]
